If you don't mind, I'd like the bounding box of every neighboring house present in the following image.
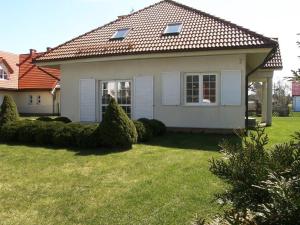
[35,0,282,130]
[0,49,60,115]
[292,81,300,112]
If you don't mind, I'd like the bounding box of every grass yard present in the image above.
[0,117,299,225]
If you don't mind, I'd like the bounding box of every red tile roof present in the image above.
[36,0,278,62]
[262,44,282,69]
[0,51,19,90]
[19,52,60,90]
[0,57,14,73]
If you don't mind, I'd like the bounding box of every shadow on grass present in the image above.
[1,132,240,155]
[144,132,240,151]
[2,142,130,156]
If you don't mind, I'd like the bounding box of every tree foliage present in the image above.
[195,128,300,225]
[0,95,19,125]
[99,98,137,149]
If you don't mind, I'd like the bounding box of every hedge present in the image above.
[36,116,72,123]
[0,120,98,148]
[0,117,166,149]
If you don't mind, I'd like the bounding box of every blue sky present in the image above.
[1,0,299,81]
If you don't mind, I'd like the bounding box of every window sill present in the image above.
[184,103,219,107]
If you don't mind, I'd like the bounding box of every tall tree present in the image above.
[286,33,300,81]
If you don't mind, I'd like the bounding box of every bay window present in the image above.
[185,73,217,105]
[101,80,131,119]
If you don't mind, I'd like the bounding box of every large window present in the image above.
[0,65,8,80]
[101,80,131,119]
[185,73,217,105]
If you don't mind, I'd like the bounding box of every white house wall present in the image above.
[0,90,60,115]
[61,54,246,129]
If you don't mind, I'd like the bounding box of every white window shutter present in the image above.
[80,79,96,122]
[161,72,181,105]
[134,75,154,119]
[221,70,242,106]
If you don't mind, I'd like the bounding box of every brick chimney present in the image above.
[46,47,52,52]
[118,15,127,19]
[29,49,37,56]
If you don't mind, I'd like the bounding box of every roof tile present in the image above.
[36,0,278,62]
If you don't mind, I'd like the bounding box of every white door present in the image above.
[80,79,96,122]
[134,75,154,119]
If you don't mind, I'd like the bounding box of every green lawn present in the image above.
[0,117,299,225]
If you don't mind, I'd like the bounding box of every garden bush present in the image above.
[0,95,19,125]
[35,121,65,145]
[133,120,152,142]
[195,127,300,225]
[53,116,72,123]
[0,120,99,148]
[36,116,53,122]
[149,119,167,136]
[138,118,166,137]
[99,98,137,149]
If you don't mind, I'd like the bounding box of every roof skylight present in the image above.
[111,28,130,40]
[164,23,182,35]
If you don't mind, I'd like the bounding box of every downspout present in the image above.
[51,84,58,115]
[245,45,278,132]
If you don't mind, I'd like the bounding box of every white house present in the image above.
[0,50,60,115]
[35,0,282,130]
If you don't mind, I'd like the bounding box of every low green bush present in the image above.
[138,118,166,137]
[17,120,42,144]
[53,117,72,123]
[149,119,167,136]
[0,121,24,142]
[133,120,152,142]
[0,120,99,148]
[0,111,164,149]
[35,121,65,145]
[36,116,53,122]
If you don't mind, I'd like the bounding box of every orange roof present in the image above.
[18,51,60,90]
[36,0,278,62]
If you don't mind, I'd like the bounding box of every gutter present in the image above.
[245,45,278,132]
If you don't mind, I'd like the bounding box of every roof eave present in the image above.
[35,45,275,65]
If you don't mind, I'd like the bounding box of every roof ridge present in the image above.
[165,0,276,45]
[35,0,165,61]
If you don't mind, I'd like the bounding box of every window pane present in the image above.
[186,75,199,103]
[165,23,182,34]
[202,75,216,104]
[112,28,129,39]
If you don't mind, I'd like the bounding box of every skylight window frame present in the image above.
[163,22,183,35]
[110,28,130,40]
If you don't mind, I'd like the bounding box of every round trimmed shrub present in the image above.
[149,119,166,136]
[0,95,19,125]
[138,118,166,137]
[36,116,53,122]
[53,117,72,123]
[99,98,137,148]
[133,120,152,142]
